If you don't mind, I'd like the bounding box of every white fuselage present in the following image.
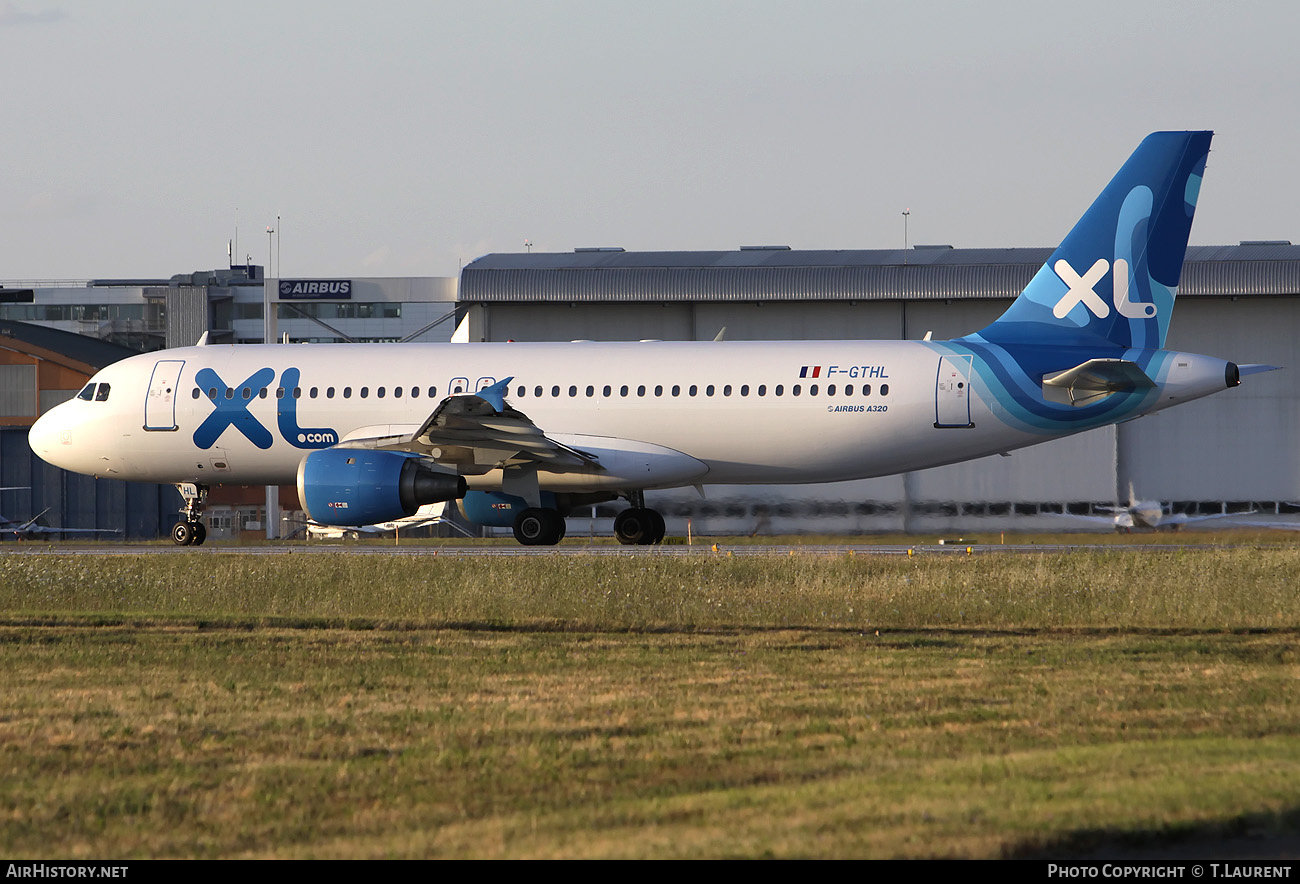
[28,339,1233,494]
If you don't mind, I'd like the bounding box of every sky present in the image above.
[2,0,1297,281]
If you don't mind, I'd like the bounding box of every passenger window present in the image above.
[360,387,369,398]
[706,385,715,397]
[327,387,336,399]
[862,384,871,396]
[208,387,218,400]
[569,385,577,397]
[603,385,612,397]
[740,385,749,396]
[620,385,629,397]
[411,386,420,398]
[586,385,595,397]
[534,385,543,397]
[428,386,437,398]
[393,387,402,398]
[294,387,302,399]
[191,389,200,400]
[689,385,698,397]
[259,388,268,399]
[775,385,784,396]
[377,387,386,399]
[77,384,95,401]
[637,385,646,397]
[792,385,801,396]
[723,385,732,396]
[517,386,526,398]
[275,387,284,399]
[226,388,235,400]
[310,387,319,399]
[827,384,835,396]
[844,385,853,396]
[654,385,663,397]
[758,385,766,396]
[880,384,890,396]
[551,385,560,397]
[809,384,818,396]
[344,387,353,398]
[672,385,680,396]
[242,387,252,399]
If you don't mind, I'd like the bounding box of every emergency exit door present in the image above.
[144,359,185,431]
[934,355,974,428]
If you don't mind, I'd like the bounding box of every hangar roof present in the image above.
[460,244,1300,303]
[0,320,137,372]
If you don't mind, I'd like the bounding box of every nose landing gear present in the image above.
[172,483,209,546]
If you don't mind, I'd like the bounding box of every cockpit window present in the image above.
[94,383,111,402]
[76,384,95,401]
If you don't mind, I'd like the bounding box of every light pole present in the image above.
[264,224,277,540]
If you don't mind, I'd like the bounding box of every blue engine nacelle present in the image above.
[458,490,559,528]
[297,449,466,526]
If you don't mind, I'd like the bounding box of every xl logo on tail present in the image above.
[1052,258,1156,320]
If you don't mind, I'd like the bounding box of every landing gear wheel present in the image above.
[171,521,207,546]
[513,508,565,546]
[614,507,665,545]
[645,508,666,545]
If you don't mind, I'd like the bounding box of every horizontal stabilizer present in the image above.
[1238,364,1281,376]
[1041,358,1154,407]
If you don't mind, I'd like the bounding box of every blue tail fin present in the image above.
[963,131,1212,351]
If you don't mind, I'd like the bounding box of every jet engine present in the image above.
[458,490,559,528]
[297,449,465,526]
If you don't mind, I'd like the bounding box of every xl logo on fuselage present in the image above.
[193,367,338,450]
[1052,258,1156,320]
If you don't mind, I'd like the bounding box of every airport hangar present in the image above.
[2,243,1297,538]
[456,243,1300,535]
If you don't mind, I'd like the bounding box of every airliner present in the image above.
[1,509,122,540]
[28,131,1272,546]
[1058,484,1258,532]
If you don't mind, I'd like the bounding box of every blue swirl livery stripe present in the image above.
[928,341,1173,435]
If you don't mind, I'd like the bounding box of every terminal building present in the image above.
[2,241,1298,538]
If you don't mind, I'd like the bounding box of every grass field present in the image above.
[3,545,1300,858]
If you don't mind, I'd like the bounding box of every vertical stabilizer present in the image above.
[964,131,1212,351]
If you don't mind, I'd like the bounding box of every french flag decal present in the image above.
[799,366,821,378]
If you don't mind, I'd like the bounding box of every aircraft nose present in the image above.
[28,408,68,467]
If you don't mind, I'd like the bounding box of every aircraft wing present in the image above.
[12,524,121,537]
[337,377,603,474]
[1158,508,1257,527]
[6,508,121,537]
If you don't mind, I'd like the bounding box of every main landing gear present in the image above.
[613,491,666,546]
[512,507,567,546]
[507,491,666,546]
[172,483,209,546]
